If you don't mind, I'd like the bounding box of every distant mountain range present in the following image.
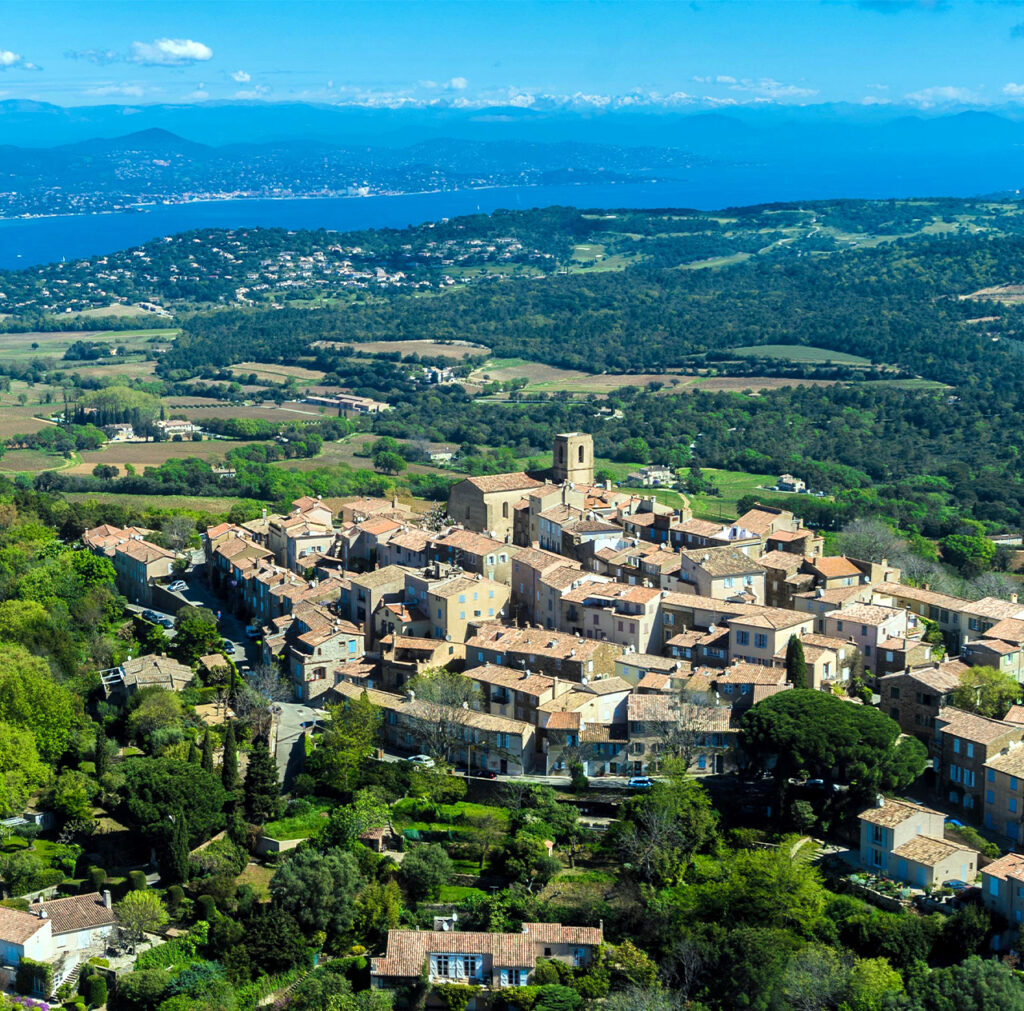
[2,99,1024,218]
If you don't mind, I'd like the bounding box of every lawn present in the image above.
[236,862,274,900]
[262,801,333,841]
[729,344,871,366]
[438,884,488,902]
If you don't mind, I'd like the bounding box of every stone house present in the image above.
[858,798,976,888]
[370,923,602,994]
[448,472,544,539]
[935,707,1024,816]
[676,547,766,603]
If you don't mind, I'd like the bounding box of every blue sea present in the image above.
[0,164,1013,270]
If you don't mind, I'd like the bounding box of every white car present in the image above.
[406,754,435,768]
[167,580,187,593]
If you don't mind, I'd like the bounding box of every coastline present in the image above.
[0,178,644,225]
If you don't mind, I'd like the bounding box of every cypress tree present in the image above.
[221,721,239,792]
[94,731,109,780]
[187,737,200,765]
[201,729,215,774]
[785,634,809,690]
[163,811,190,886]
[243,740,281,825]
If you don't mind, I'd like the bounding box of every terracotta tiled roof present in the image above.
[833,602,903,626]
[939,707,1023,744]
[543,711,582,730]
[756,550,805,574]
[874,581,968,611]
[714,663,787,686]
[985,747,1024,777]
[891,835,969,866]
[982,852,1024,882]
[729,608,810,630]
[681,546,762,578]
[512,548,570,573]
[859,798,943,828]
[466,623,611,661]
[735,507,789,536]
[1003,705,1024,726]
[466,664,555,697]
[808,555,861,578]
[966,597,1024,622]
[29,893,115,935]
[0,905,47,944]
[464,472,543,494]
[983,618,1024,644]
[359,517,403,537]
[371,924,601,978]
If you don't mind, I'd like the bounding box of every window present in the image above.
[724,577,735,588]
[593,614,600,626]
[463,956,479,978]
[991,876,1000,896]
[967,743,974,759]
[890,686,900,699]
[865,645,872,657]
[436,955,451,978]
[988,768,996,783]
[987,790,995,805]
[1013,777,1019,791]
[836,621,844,632]
[502,502,509,520]
[1012,797,1019,814]
[755,633,768,650]
[736,630,750,646]
[885,651,894,662]
[953,738,961,754]
[861,625,868,636]
[573,947,587,967]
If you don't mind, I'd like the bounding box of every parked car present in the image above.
[221,639,236,654]
[245,624,262,639]
[406,755,435,768]
[942,879,971,893]
[167,580,187,593]
[140,609,161,623]
[475,769,498,780]
[627,776,654,789]
[157,616,175,629]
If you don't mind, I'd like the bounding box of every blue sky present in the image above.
[5,0,1024,110]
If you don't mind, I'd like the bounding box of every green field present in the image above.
[64,492,246,515]
[687,468,775,521]
[729,344,871,366]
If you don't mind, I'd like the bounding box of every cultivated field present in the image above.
[470,358,838,396]
[0,399,57,439]
[317,339,490,359]
[232,362,327,384]
[729,344,871,366]
[162,400,330,423]
[64,492,244,514]
[273,434,450,477]
[69,439,233,476]
[0,449,73,475]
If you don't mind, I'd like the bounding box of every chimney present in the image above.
[38,905,47,919]
[1012,593,1020,605]
[103,889,112,909]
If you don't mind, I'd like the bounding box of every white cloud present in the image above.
[184,88,210,101]
[231,70,250,83]
[446,76,468,90]
[235,85,270,99]
[1004,83,1024,98]
[904,84,978,107]
[129,38,213,66]
[729,77,817,99]
[860,95,892,105]
[85,83,146,98]
[716,75,737,85]
[0,49,38,70]
[65,48,119,65]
